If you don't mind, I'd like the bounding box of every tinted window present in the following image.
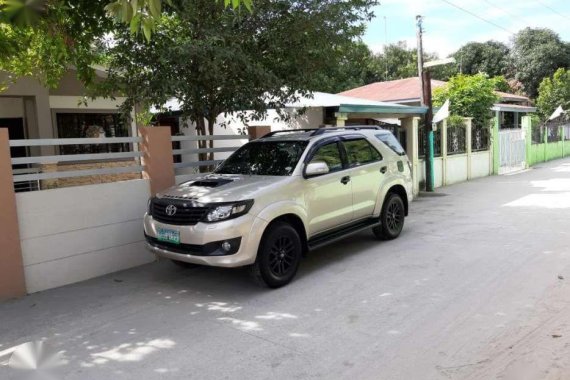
[343,139,382,166]
[215,141,307,176]
[310,142,343,172]
[376,133,406,155]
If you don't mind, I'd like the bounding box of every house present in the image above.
[0,69,140,189]
[339,77,536,129]
[153,91,427,169]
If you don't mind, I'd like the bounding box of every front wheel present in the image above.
[373,193,405,240]
[251,222,302,288]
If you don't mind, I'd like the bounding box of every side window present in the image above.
[376,133,406,155]
[309,142,343,172]
[343,138,382,167]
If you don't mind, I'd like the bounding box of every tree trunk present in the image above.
[195,117,208,173]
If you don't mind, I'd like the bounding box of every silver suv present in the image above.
[144,126,413,287]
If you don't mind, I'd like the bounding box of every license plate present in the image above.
[157,228,180,244]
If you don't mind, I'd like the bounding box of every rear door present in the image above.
[341,137,385,220]
[304,139,353,236]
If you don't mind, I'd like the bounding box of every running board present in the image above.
[307,218,380,251]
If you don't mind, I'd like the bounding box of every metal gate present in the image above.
[499,129,526,174]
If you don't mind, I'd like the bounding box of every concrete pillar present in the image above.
[401,117,420,196]
[492,112,500,175]
[522,116,532,167]
[335,112,348,127]
[247,126,271,140]
[139,126,175,195]
[466,118,472,180]
[0,129,27,299]
[441,119,448,186]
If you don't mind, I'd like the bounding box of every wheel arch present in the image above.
[264,213,309,254]
[386,184,409,216]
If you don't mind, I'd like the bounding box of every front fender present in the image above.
[255,200,309,235]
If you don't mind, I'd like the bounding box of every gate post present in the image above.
[491,112,500,175]
[522,116,532,167]
[441,119,448,186]
[139,126,175,196]
[465,118,472,180]
[0,129,27,299]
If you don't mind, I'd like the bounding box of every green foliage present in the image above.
[447,115,465,129]
[433,73,499,127]
[536,68,570,120]
[315,41,382,93]
[491,76,510,93]
[0,1,113,90]
[370,41,457,82]
[453,41,509,77]
[509,27,570,98]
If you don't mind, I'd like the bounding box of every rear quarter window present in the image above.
[376,133,406,156]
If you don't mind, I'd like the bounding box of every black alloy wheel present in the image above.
[373,193,405,240]
[251,222,302,288]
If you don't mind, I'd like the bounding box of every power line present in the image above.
[440,0,515,35]
[534,0,570,22]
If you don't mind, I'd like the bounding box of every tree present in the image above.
[432,73,499,127]
[0,0,249,90]
[370,41,457,82]
[102,0,376,162]
[536,68,570,120]
[509,27,570,98]
[453,40,509,77]
[315,41,383,93]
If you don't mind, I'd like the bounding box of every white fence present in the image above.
[9,137,152,293]
[498,129,526,175]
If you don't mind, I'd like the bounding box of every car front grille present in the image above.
[151,198,209,225]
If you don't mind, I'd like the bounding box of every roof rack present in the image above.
[261,126,383,138]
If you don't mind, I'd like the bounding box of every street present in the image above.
[1,157,570,380]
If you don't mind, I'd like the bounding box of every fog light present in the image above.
[221,241,232,252]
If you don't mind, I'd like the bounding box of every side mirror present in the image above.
[305,161,330,177]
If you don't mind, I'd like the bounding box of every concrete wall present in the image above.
[445,155,469,185]
[16,179,153,293]
[471,151,492,179]
[0,97,24,118]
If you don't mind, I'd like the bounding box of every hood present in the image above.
[157,174,289,203]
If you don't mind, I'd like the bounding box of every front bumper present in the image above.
[143,213,268,267]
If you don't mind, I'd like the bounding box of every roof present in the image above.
[491,103,537,113]
[339,77,530,104]
[152,91,427,116]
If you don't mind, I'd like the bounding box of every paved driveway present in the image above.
[2,158,570,380]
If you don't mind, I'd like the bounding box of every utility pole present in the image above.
[416,15,434,192]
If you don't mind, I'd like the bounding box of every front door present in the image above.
[304,140,353,236]
[0,118,27,167]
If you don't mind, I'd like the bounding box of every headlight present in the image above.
[147,198,153,215]
[204,200,254,222]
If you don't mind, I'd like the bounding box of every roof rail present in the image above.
[261,126,384,138]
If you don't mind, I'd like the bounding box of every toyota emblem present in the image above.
[165,204,177,216]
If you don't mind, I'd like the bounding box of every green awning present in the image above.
[339,103,428,115]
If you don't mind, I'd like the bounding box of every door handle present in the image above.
[340,175,351,185]
[380,166,388,174]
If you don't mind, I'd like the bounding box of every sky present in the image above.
[362,0,570,57]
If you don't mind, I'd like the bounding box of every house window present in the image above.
[55,112,130,155]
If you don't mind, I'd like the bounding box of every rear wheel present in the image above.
[251,222,302,288]
[373,193,405,240]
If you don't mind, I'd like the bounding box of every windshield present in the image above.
[215,140,308,176]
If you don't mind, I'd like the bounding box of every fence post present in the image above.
[139,126,175,196]
[247,126,271,140]
[522,116,532,167]
[0,129,27,299]
[561,124,565,158]
[491,112,500,175]
[441,119,448,186]
[465,118,472,180]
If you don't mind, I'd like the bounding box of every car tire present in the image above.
[251,222,302,288]
[373,193,405,240]
[170,259,199,269]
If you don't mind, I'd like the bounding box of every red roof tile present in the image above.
[339,77,529,103]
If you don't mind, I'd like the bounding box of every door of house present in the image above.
[498,128,526,174]
[0,117,27,163]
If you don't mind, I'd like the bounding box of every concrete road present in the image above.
[1,158,570,380]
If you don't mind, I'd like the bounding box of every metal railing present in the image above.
[171,134,248,173]
[472,126,490,151]
[10,137,143,188]
[447,125,466,155]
